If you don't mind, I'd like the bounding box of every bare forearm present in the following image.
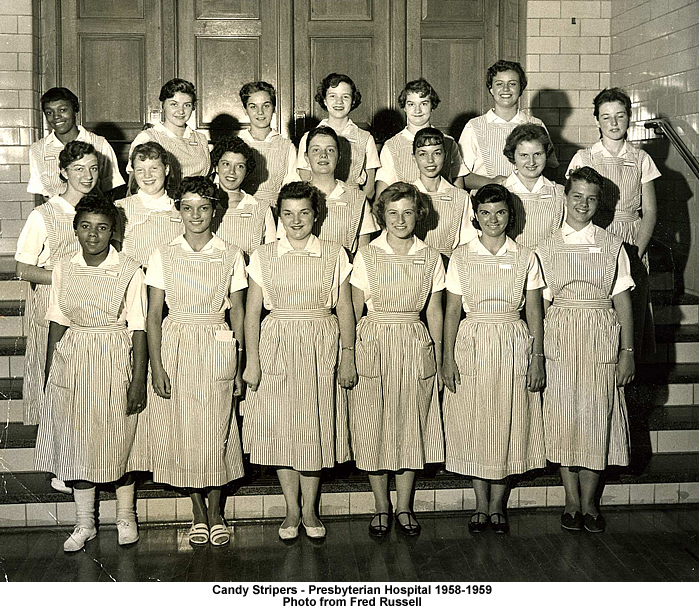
[442,292,462,363]
[16,262,52,285]
[525,289,545,354]
[131,330,148,382]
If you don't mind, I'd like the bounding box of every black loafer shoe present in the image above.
[368,512,391,537]
[490,512,509,534]
[468,512,489,533]
[560,511,584,531]
[395,511,421,536]
[583,513,605,533]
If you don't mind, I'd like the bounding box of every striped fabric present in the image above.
[35,253,143,483]
[117,195,184,267]
[242,134,294,210]
[22,203,80,426]
[213,196,271,257]
[349,245,444,471]
[144,126,210,192]
[242,240,350,470]
[538,228,630,470]
[415,186,468,257]
[508,183,565,249]
[578,148,654,353]
[337,124,370,186]
[314,182,366,253]
[470,115,521,177]
[384,132,459,183]
[142,242,245,488]
[443,242,546,479]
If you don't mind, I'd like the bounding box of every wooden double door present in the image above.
[46,0,522,169]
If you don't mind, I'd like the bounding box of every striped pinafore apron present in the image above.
[313,182,366,254]
[214,196,271,259]
[242,134,294,211]
[242,240,350,470]
[443,243,545,479]
[145,126,210,194]
[336,124,371,187]
[415,187,468,259]
[538,229,630,470]
[470,115,521,178]
[35,253,143,482]
[385,133,459,183]
[118,195,183,267]
[146,242,245,488]
[579,147,654,352]
[350,245,444,471]
[22,201,80,425]
[508,183,565,249]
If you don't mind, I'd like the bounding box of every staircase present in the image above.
[1,250,697,528]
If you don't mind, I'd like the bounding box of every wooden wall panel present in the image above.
[420,0,483,22]
[310,0,372,21]
[195,0,260,20]
[78,0,144,19]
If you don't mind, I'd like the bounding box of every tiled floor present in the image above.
[0,506,696,582]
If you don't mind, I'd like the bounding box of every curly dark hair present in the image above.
[413,127,445,153]
[565,166,604,195]
[502,123,553,164]
[209,135,256,177]
[471,183,516,231]
[593,87,632,119]
[41,87,80,113]
[73,192,120,231]
[239,81,276,108]
[159,78,197,106]
[314,73,362,111]
[277,181,322,217]
[486,59,527,92]
[58,141,98,183]
[174,175,217,210]
[398,78,440,110]
[373,182,429,230]
[130,141,170,168]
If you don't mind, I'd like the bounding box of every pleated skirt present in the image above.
[542,306,630,470]
[35,328,141,483]
[22,284,50,425]
[443,318,545,479]
[349,318,444,471]
[145,319,244,488]
[242,314,350,471]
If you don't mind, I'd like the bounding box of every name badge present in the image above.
[241,212,252,218]
[439,196,453,201]
[499,264,512,270]
[589,247,602,253]
[309,251,322,258]
[540,194,552,199]
[209,257,223,263]
[105,269,119,277]
[346,137,357,143]
[189,140,199,146]
[329,200,347,206]
[215,330,234,342]
[170,217,182,223]
[413,259,425,265]
[44,156,56,161]
[623,160,636,167]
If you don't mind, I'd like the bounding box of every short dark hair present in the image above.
[486,60,527,92]
[159,78,197,107]
[471,183,515,231]
[373,182,429,230]
[209,135,256,176]
[41,87,80,113]
[130,141,169,168]
[502,123,553,164]
[398,78,440,110]
[565,166,604,195]
[314,73,362,111]
[277,181,322,216]
[73,192,119,231]
[174,175,216,210]
[593,87,632,119]
[58,141,98,182]
[239,81,277,108]
[413,127,445,153]
[306,124,340,152]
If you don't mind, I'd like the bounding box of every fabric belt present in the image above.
[167,312,226,325]
[70,322,126,333]
[269,308,332,320]
[464,311,521,323]
[553,298,612,309]
[366,312,420,324]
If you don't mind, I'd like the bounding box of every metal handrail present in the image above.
[644,118,699,178]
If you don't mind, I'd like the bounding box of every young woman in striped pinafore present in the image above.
[36,194,148,552]
[238,81,297,212]
[243,181,357,541]
[296,73,381,199]
[145,176,247,548]
[411,128,477,263]
[127,79,210,195]
[567,88,660,354]
[209,135,276,259]
[502,124,565,250]
[115,142,184,268]
[538,167,635,534]
[15,142,99,495]
[442,184,546,534]
[375,78,466,200]
[349,182,445,538]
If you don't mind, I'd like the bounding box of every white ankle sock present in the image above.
[73,487,96,530]
[116,482,137,522]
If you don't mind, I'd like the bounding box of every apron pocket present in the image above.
[514,332,533,376]
[213,336,239,381]
[356,338,380,378]
[454,334,476,378]
[260,333,284,375]
[594,320,621,364]
[418,342,437,379]
[543,318,560,362]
